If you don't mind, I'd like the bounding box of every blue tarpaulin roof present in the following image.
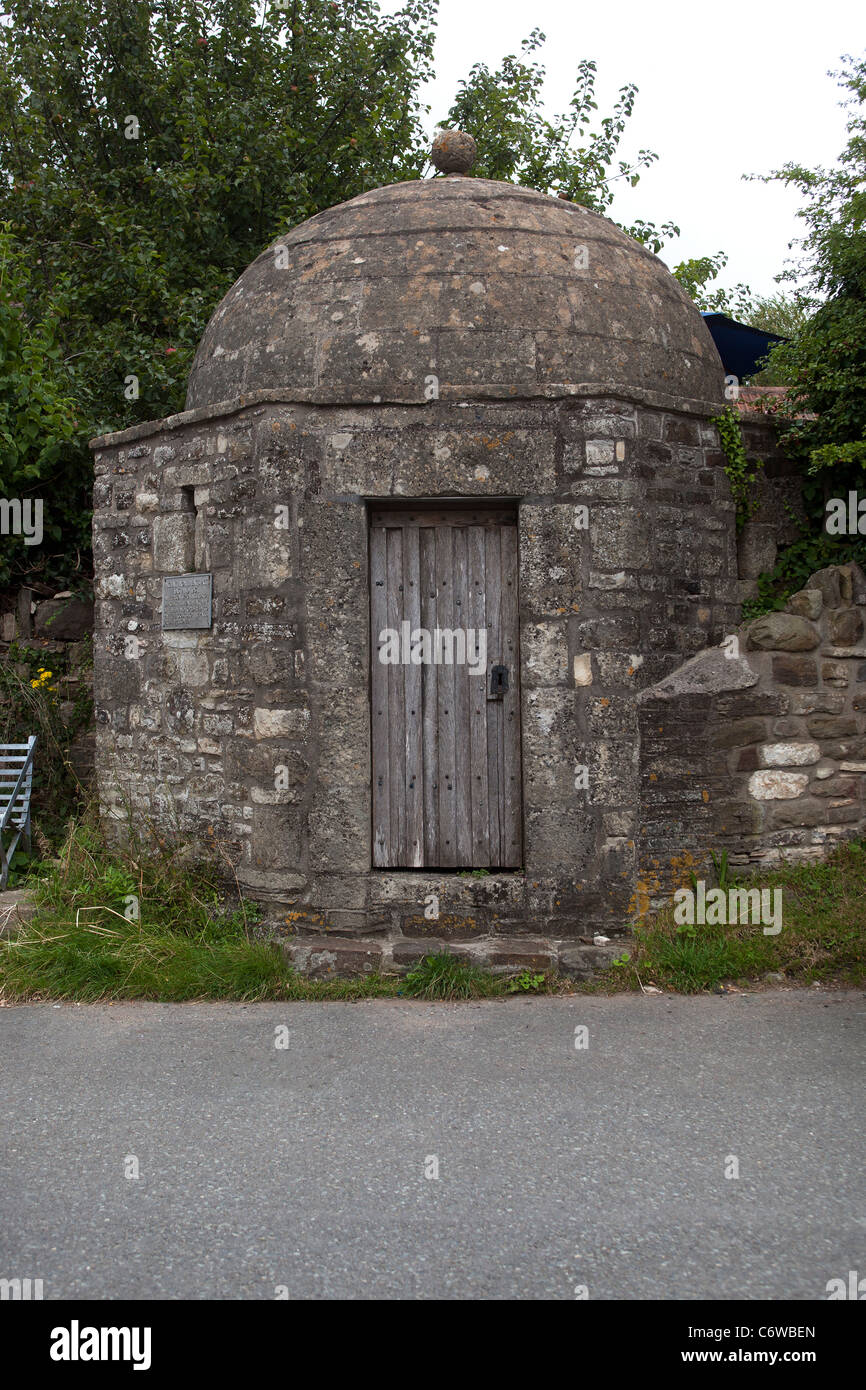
[701,312,787,381]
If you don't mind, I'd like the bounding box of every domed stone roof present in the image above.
[185,175,725,411]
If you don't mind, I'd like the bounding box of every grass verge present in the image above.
[1,821,863,1001]
[590,840,866,994]
[401,952,503,1000]
[0,819,400,1002]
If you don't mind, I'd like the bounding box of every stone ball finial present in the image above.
[431,129,477,176]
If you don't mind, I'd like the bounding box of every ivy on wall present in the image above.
[711,406,763,533]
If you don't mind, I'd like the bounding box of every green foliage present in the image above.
[806,442,866,475]
[741,247,866,619]
[808,439,866,472]
[672,251,754,319]
[746,293,812,339]
[642,928,771,991]
[745,293,813,385]
[402,951,501,999]
[1,849,31,889]
[0,816,287,1001]
[0,637,93,842]
[753,56,866,475]
[605,841,866,993]
[710,849,731,892]
[742,529,866,618]
[0,816,402,1001]
[505,969,546,992]
[711,405,763,531]
[441,29,677,252]
[0,0,439,586]
[0,227,84,586]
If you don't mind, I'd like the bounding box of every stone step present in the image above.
[280,933,630,980]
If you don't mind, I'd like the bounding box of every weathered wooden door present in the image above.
[370,503,522,869]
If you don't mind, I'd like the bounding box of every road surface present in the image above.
[1,991,862,1299]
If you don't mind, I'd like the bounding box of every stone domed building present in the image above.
[91,137,866,974]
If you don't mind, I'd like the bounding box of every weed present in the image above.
[599,841,866,993]
[401,952,501,1000]
[710,848,732,892]
[506,970,546,993]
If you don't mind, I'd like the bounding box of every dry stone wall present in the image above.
[637,562,866,909]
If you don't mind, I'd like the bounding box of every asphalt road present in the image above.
[1,991,863,1300]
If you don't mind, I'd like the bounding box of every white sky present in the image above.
[389,0,862,299]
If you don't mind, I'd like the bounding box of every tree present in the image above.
[747,293,812,340]
[0,227,80,587]
[0,0,438,582]
[738,54,866,611]
[441,29,679,253]
[672,251,755,319]
[757,54,866,474]
[741,294,812,387]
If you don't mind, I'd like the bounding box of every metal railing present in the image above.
[0,735,36,889]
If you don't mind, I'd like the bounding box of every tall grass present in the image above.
[614,841,866,993]
[0,816,399,1001]
[2,819,863,1001]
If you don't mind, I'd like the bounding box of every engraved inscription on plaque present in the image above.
[162,574,213,631]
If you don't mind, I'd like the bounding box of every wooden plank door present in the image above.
[370,503,522,869]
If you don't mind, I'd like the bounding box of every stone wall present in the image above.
[734,403,808,604]
[636,563,866,908]
[1,586,93,651]
[91,384,740,939]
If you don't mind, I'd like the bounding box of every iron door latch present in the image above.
[488,665,509,699]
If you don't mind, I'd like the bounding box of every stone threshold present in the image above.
[281,934,631,981]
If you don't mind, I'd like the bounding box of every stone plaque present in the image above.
[162,574,213,631]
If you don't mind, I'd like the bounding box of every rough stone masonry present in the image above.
[89,148,864,977]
